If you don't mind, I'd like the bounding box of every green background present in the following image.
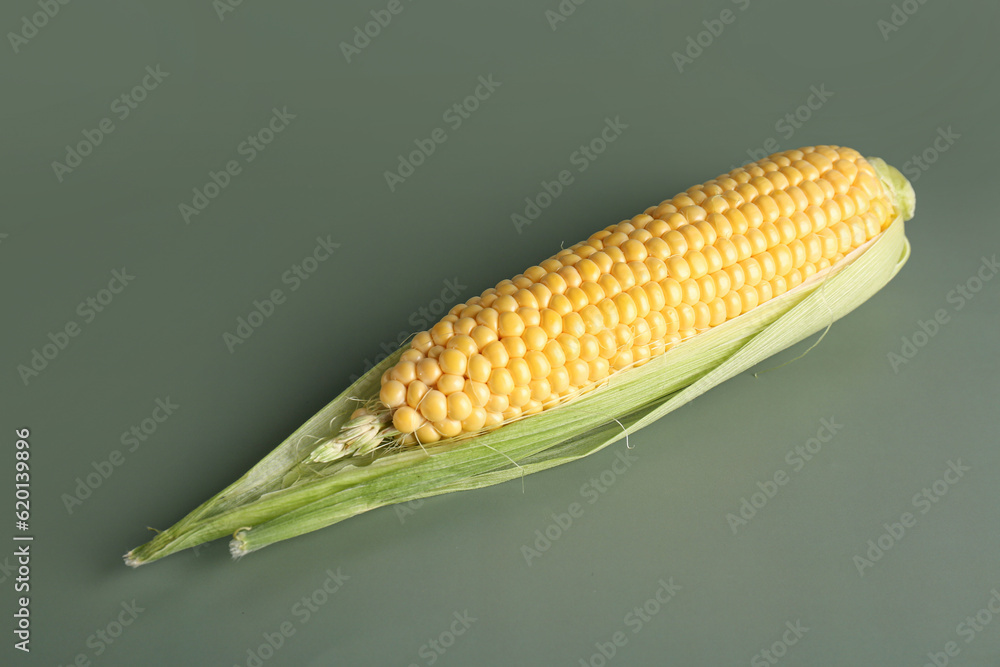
[3,0,999,665]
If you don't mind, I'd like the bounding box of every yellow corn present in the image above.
[125,145,913,565]
[379,145,898,444]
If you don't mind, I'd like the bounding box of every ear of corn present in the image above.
[318,146,902,456]
[125,147,913,566]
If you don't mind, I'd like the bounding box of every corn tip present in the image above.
[868,156,915,221]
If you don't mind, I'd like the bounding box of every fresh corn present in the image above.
[369,145,897,446]
[126,144,914,565]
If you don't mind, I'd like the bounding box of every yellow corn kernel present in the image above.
[380,380,406,408]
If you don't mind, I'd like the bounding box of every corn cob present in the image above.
[327,145,892,451]
[127,144,913,564]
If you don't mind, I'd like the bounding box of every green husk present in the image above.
[125,159,913,567]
